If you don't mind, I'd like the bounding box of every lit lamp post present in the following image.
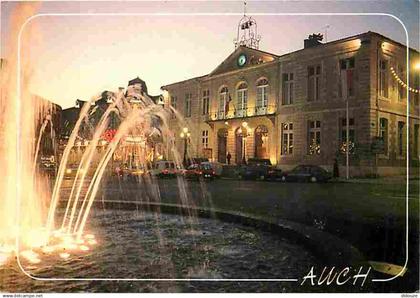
[240,121,249,164]
[180,127,190,166]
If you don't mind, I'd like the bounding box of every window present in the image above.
[185,93,192,117]
[379,118,388,155]
[282,73,294,105]
[170,96,177,118]
[202,89,210,115]
[308,65,321,101]
[340,118,355,154]
[256,78,268,110]
[219,87,229,118]
[281,123,293,155]
[202,130,209,148]
[236,82,248,116]
[398,121,405,156]
[414,124,419,159]
[308,120,321,155]
[170,96,177,109]
[379,59,388,98]
[340,57,355,98]
[397,64,406,102]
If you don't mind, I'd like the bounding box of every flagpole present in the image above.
[346,96,349,180]
[341,68,350,180]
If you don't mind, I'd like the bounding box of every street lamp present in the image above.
[240,122,250,164]
[180,127,190,166]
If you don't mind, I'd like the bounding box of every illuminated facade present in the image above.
[61,77,165,167]
[161,31,420,176]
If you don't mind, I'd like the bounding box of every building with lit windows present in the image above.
[161,18,420,176]
[60,77,165,167]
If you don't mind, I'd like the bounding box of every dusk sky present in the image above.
[1,1,419,108]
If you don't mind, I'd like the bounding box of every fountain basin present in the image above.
[0,201,367,293]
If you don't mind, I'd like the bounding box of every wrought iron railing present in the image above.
[208,105,276,121]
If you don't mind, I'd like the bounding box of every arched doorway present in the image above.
[217,128,228,163]
[254,125,269,159]
[235,126,248,164]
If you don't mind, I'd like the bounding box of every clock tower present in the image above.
[234,1,261,50]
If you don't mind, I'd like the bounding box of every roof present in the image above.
[149,94,164,104]
[161,46,278,89]
[128,77,145,86]
[277,31,419,60]
[235,45,280,59]
[161,74,208,90]
[368,31,419,54]
[209,45,278,76]
[128,76,148,94]
[160,31,419,89]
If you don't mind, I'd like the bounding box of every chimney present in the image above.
[304,33,324,49]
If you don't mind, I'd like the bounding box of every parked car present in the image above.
[184,163,215,180]
[201,161,223,178]
[266,168,284,181]
[280,165,332,183]
[149,160,178,178]
[237,158,277,180]
[187,157,209,167]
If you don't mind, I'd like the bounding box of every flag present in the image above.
[341,69,354,99]
[225,94,232,114]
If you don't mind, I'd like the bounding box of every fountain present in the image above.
[0,4,208,272]
[0,74,324,286]
[0,70,364,293]
[0,3,54,264]
[0,3,194,262]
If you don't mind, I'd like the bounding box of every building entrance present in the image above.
[217,128,228,163]
[254,125,269,159]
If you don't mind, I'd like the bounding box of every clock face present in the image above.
[237,54,247,67]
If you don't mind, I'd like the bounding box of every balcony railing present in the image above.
[255,106,268,115]
[208,105,276,121]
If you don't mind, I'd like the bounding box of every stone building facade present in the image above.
[60,77,164,166]
[161,31,420,176]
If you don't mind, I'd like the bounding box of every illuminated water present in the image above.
[0,209,319,292]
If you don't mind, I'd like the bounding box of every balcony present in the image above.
[207,105,276,122]
[255,106,268,115]
[235,109,247,118]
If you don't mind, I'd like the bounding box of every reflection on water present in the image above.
[1,209,318,293]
